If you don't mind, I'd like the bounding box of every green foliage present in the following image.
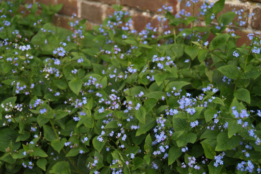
[0,0,261,173]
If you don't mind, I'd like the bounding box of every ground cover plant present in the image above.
[1,0,261,173]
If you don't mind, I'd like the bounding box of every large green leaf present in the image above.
[204,108,216,123]
[166,81,190,91]
[176,132,197,147]
[134,106,146,124]
[218,65,241,79]
[215,132,240,151]
[1,97,17,107]
[51,138,67,153]
[0,128,19,152]
[172,118,189,132]
[37,159,47,171]
[234,88,250,104]
[228,120,242,138]
[185,45,199,60]
[210,33,230,50]
[212,0,225,14]
[208,160,223,174]
[33,147,48,157]
[168,146,182,165]
[43,125,57,141]
[136,117,156,136]
[93,136,107,153]
[49,161,71,174]
[218,12,236,25]
[144,98,158,112]
[144,134,152,154]
[201,142,216,159]
[53,79,68,90]
[68,79,82,95]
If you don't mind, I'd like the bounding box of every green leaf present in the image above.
[68,79,82,95]
[144,134,152,154]
[132,157,144,170]
[37,158,47,171]
[201,142,216,159]
[218,12,236,26]
[212,97,225,106]
[144,98,158,112]
[16,132,30,142]
[136,117,156,136]
[212,0,225,14]
[1,97,17,106]
[86,97,93,110]
[54,110,69,120]
[93,136,107,153]
[230,97,246,113]
[208,160,223,174]
[104,120,119,129]
[135,106,146,124]
[176,132,197,147]
[12,149,26,159]
[215,132,240,151]
[94,110,112,120]
[168,146,182,165]
[125,146,140,155]
[241,68,261,79]
[198,49,209,62]
[172,118,189,132]
[210,33,230,50]
[145,92,165,100]
[191,107,204,120]
[124,166,131,174]
[172,131,184,140]
[200,130,219,140]
[228,120,242,138]
[204,108,216,122]
[33,147,48,157]
[51,138,67,153]
[53,79,68,90]
[0,128,19,152]
[43,125,56,141]
[218,65,241,79]
[50,161,71,174]
[234,88,250,104]
[166,81,190,91]
[144,154,151,165]
[154,72,168,86]
[66,148,79,157]
[185,45,199,60]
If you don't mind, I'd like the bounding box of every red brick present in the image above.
[105,6,115,18]
[57,0,78,16]
[52,15,75,30]
[35,0,55,5]
[133,14,160,32]
[81,2,103,24]
[248,0,261,2]
[120,0,177,14]
[234,30,251,46]
[24,0,34,4]
[251,8,261,30]
[89,0,117,5]
[86,21,98,30]
[179,1,203,18]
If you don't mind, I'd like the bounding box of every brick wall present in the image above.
[25,0,261,45]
